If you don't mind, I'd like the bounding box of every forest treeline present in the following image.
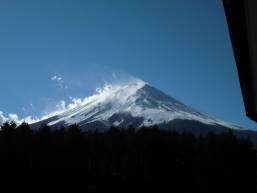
[0,121,257,192]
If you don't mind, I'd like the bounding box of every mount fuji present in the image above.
[31,80,242,133]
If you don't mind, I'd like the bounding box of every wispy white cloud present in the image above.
[51,76,57,80]
[8,114,19,123]
[0,75,144,126]
[51,75,62,81]
[0,111,8,125]
[0,112,27,125]
[50,75,68,89]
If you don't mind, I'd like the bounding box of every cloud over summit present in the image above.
[0,77,144,126]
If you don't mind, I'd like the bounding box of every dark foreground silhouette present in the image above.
[0,122,256,192]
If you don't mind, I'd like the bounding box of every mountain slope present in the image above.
[31,80,240,131]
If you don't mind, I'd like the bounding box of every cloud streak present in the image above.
[0,75,143,126]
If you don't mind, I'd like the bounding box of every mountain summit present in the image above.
[31,80,239,131]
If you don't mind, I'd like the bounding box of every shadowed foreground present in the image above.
[0,122,256,192]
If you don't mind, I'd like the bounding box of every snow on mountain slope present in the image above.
[31,79,240,130]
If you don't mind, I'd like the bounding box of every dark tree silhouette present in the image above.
[0,122,256,192]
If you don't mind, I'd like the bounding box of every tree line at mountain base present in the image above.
[0,122,257,192]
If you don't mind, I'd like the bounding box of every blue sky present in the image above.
[0,0,256,129]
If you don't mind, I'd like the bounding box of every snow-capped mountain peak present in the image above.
[31,79,240,130]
